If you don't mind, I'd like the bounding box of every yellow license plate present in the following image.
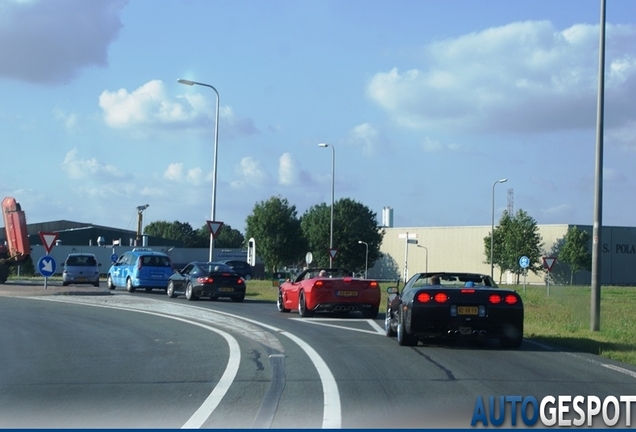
[336,290,358,297]
[219,287,234,292]
[458,306,478,315]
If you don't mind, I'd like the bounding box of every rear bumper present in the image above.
[408,305,523,338]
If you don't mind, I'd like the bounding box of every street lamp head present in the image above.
[137,204,149,211]
[499,178,508,184]
[177,79,195,86]
[358,240,363,244]
[318,143,329,148]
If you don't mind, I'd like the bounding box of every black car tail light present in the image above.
[461,289,475,293]
[237,278,245,285]
[416,292,431,303]
[504,294,518,305]
[434,292,449,303]
[489,294,502,304]
[198,277,213,283]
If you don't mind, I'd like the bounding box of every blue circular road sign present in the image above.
[38,255,57,277]
[111,253,118,263]
[519,256,530,269]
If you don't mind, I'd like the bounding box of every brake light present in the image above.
[237,278,244,285]
[504,294,518,305]
[368,281,379,289]
[489,294,502,304]
[198,277,214,284]
[417,292,431,303]
[434,292,448,303]
[461,289,475,293]
[314,280,324,289]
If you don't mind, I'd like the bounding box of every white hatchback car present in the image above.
[62,253,101,287]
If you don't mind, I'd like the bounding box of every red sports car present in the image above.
[276,268,381,318]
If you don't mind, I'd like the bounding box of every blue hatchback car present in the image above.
[106,248,174,293]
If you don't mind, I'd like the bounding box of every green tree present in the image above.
[558,225,592,284]
[144,220,198,247]
[244,196,306,273]
[194,224,245,249]
[484,209,543,283]
[300,198,384,272]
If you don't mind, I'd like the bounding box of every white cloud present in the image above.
[231,157,268,189]
[61,148,126,180]
[99,80,260,138]
[279,152,297,185]
[346,123,389,156]
[0,0,126,84]
[367,21,636,134]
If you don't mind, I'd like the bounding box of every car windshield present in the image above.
[200,263,234,273]
[140,255,171,267]
[66,255,96,266]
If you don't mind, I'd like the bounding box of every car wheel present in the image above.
[167,281,177,298]
[362,306,379,319]
[126,278,135,293]
[185,282,198,301]
[298,291,314,317]
[499,324,523,349]
[107,275,115,290]
[277,289,291,313]
[397,312,417,346]
[385,308,396,337]
[231,294,245,303]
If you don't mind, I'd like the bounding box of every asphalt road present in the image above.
[1,285,636,428]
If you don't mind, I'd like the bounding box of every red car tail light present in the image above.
[461,289,475,293]
[504,294,518,305]
[198,277,214,284]
[237,278,245,285]
[314,280,324,289]
[434,292,448,303]
[368,281,379,289]
[416,292,431,303]
[489,294,502,304]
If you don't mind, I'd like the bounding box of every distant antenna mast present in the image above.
[507,188,514,215]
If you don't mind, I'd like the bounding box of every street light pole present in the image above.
[417,244,428,274]
[318,143,335,267]
[490,178,508,279]
[178,79,219,262]
[358,240,368,278]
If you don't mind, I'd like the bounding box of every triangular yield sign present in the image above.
[542,256,557,272]
[38,231,59,254]
[329,248,338,259]
[206,221,224,239]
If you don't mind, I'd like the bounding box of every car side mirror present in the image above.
[387,286,399,294]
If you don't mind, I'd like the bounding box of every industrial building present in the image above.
[368,207,636,286]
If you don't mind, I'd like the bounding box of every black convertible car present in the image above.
[385,272,523,348]
[167,261,246,302]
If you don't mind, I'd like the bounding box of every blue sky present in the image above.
[2,0,635,234]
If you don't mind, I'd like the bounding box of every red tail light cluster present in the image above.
[314,280,324,289]
[198,277,214,284]
[368,281,379,289]
[488,294,519,305]
[416,292,449,303]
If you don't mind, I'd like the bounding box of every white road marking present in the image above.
[34,295,342,429]
[290,317,386,335]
